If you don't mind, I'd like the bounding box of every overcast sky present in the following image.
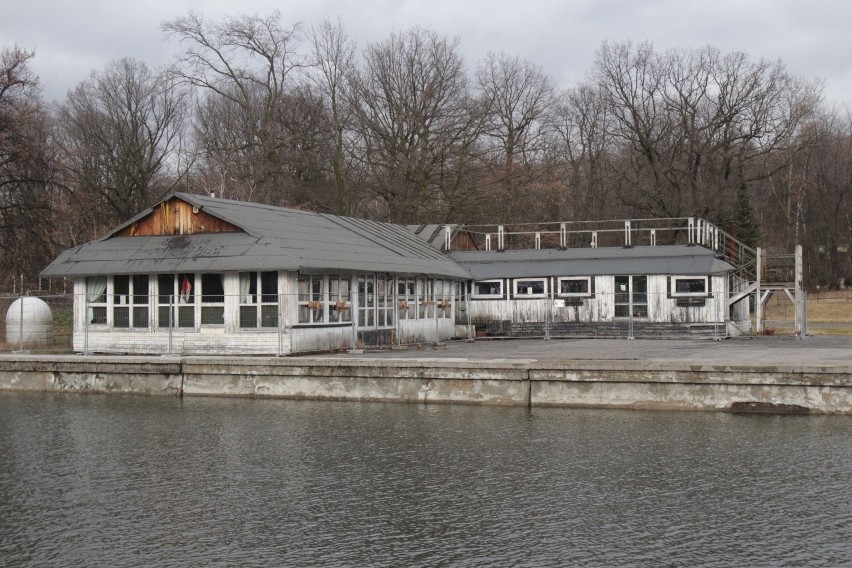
[2,0,851,107]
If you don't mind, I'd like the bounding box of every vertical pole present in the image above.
[349,282,359,352]
[544,295,551,341]
[466,291,473,342]
[794,244,803,338]
[628,280,635,340]
[168,293,174,355]
[755,247,763,334]
[18,294,24,352]
[84,294,90,355]
[277,292,283,356]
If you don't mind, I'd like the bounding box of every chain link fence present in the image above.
[458,290,734,341]
[1,285,790,354]
[0,294,74,353]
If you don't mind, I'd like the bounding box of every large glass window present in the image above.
[328,276,351,323]
[298,275,326,324]
[85,276,107,324]
[437,279,452,318]
[200,274,224,325]
[157,273,195,328]
[376,275,393,327]
[357,275,375,327]
[113,274,149,328]
[418,278,435,319]
[397,277,416,320]
[240,271,279,328]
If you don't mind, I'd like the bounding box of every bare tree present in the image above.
[594,41,821,221]
[0,46,61,288]
[474,52,557,220]
[348,27,487,223]
[789,111,852,286]
[545,82,619,221]
[57,58,189,232]
[308,19,360,216]
[163,11,308,205]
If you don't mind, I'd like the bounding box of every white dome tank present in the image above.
[6,297,53,346]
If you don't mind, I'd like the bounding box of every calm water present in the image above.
[0,393,850,567]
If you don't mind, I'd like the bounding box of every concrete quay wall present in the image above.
[0,355,849,414]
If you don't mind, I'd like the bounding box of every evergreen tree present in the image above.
[734,182,761,248]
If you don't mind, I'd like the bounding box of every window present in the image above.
[376,275,393,327]
[200,274,224,325]
[513,278,547,298]
[397,278,416,320]
[113,274,149,328]
[615,275,648,318]
[156,273,197,328]
[418,278,435,319]
[157,274,175,328]
[240,271,279,328]
[437,279,452,318]
[473,280,503,298]
[357,275,374,327]
[298,275,326,324]
[328,275,351,323]
[85,276,107,324]
[557,277,593,297]
[671,276,709,297]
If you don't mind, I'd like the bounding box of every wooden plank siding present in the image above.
[114,199,242,237]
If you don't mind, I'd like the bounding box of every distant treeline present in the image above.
[1,12,850,290]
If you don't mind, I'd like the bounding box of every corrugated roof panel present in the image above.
[451,246,732,279]
[42,194,471,279]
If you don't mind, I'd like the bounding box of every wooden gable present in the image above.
[113,197,241,237]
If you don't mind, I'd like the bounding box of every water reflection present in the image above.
[1,393,850,567]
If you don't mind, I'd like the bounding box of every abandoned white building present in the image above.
[41,193,470,355]
[451,246,747,338]
[41,193,762,355]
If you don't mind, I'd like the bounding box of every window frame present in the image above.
[328,275,351,323]
[397,277,416,320]
[670,275,710,298]
[112,274,150,329]
[239,271,279,329]
[85,276,108,325]
[556,276,593,298]
[472,279,503,299]
[512,278,548,299]
[298,274,327,325]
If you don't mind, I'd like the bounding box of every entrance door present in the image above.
[614,275,648,318]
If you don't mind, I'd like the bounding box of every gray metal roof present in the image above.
[450,245,734,279]
[405,224,448,249]
[41,193,471,279]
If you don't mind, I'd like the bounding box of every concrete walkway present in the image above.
[315,335,852,368]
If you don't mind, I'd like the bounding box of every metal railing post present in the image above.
[544,296,551,341]
[466,292,473,342]
[277,292,283,356]
[628,294,635,340]
[18,293,25,352]
[84,294,90,355]
[168,294,174,355]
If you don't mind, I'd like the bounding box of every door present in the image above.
[614,275,648,318]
